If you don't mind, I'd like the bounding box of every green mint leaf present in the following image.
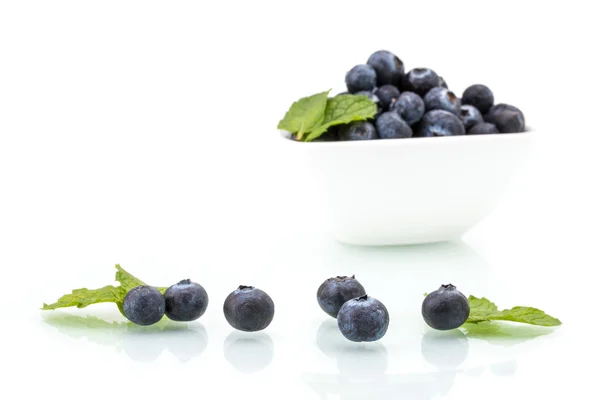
[466,295,561,326]
[461,321,553,344]
[304,94,378,141]
[115,264,146,291]
[491,306,562,326]
[43,265,168,317]
[466,296,500,323]
[41,285,123,310]
[115,264,167,294]
[277,90,330,140]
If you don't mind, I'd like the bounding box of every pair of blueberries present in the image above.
[330,50,525,141]
[317,276,469,342]
[123,282,275,332]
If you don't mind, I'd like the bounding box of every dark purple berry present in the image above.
[345,64,377,93]
[422,284,470,330]
[403,68,440,96]
[366,50,405,87]
[424,87,461,115]
[337,295,389,342]
[317,275,366,318]
[462,84,494,114]
[416,110,466,137]
[375,111,413,139]
[375,85,401,110]
[164,279,209,322]
[338,121,378,141]
[123,286,165,326]
[467,122,499,135]
[390,91,425,126]
[223,286,274,332]
[459,105,484,130]
[484,103,525,133]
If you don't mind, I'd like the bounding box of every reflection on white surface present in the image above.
[304,319,529,399]
[489,359,518,376]
[304,320,465,399]
[223,331,274,373]
[42,313,208,363]
[420,329,469,370]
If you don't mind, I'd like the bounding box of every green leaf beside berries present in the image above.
[278,91,377,141]
[466,295,561,326]
[42,264,167,316]
[41,285,124,311]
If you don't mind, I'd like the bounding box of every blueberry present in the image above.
[338,121,378,141]
[366,50,405,87]
[462,84,494,114]
[375,111,413,139]
[439,76,448,89]
[467,122,499,135]
[345,64,377,93]
[484,103,526,133]
[223,285,274,332]
[164,279,209,322]
[422,284,470,330]
[337,295,389,342]
[122,286,165,326]
[316,275,366,318]
[403,68,440,96]
[459,105,484,130]
[312,126,339,142]
[416,110,466,137]
[375,85,401,110]
[355,90,382,117]
[390,91,425,126]
[424,87,461,116]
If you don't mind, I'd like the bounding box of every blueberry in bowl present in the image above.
[390,91,425,126]
[375,85,401,110]
[366,50,405,87]
[403,68,440,96]
[423,87,461,116]
[345,64,377,93]
[416,110,465,137]
[459,105,484,131]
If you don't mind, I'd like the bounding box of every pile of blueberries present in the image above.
[317,276,470,342]
[122,280,275,332]
[322,49,526,141]
[124,276,469,342]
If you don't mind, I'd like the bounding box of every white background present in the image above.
[1,1,599,398]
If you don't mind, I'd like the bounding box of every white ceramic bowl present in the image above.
[280,130,535,246]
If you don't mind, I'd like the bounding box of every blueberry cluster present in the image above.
[324,50,526,141]
[123,279,209,326]
[123,281,275,332]
[316,276,389,342]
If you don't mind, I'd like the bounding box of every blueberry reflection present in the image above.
[42,313,208,363]
[304,320,459,399]
[335,343,388,382]
[421,329,469,370]
[223,331,274,373]
[315,319,345,359]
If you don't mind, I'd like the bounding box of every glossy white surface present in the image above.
[1,1,599,399]
[281,131,534,246]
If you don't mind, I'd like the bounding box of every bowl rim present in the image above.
[278,127,536,147]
